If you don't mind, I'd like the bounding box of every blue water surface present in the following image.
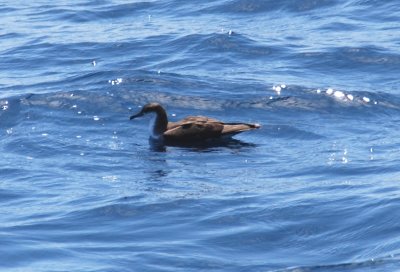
[1,0,400,271]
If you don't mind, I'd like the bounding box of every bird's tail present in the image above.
[221,123,261,135]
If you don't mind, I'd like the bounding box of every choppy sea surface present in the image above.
[1,1,400,271]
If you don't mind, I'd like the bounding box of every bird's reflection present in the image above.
[149,139,167,152]
[149,137,256,152]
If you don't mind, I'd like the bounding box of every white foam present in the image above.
[110,78,123,85]
[102,175,118,182]
[363,97,370,103]
[333,91,345,99]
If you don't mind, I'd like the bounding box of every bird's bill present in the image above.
[129,111,144,120]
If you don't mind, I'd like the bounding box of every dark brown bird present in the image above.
[129,103,260,144]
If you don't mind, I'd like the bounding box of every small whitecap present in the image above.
[102,175,118,182]
[326,88,334,95]
[70,93,74,97]
[280,84,286,89]
[77,111,82,114]
[2,105,8,111]
[93,116,100,121]
[171,113,176,117]
[374,101,378,105]
[92,60,96,66]
[316,89,321,94]
[334,91,345,99]
[275,86,282,93]
[76,135,82,139]
[42,133,48,137]
[347,94,354,101]
[6,128,13,135]
[228,30,232,35]
[80,152,85,156]
[116,78,122,84]
[72,104,77,108]
[157,70,161,74]
[363,97,370,103]
[269,96,274,100]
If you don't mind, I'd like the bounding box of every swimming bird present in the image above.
[129,103,260,144]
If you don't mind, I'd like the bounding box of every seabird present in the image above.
[130,103,260,144]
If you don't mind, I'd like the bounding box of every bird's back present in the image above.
[164,115,259,142]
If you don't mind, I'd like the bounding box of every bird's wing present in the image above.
[179,116,220,123]
[167,116,220,130]
[165,119,224,140]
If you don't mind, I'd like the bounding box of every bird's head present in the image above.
[129,103,163,120]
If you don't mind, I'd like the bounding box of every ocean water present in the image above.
[1,0,400,271]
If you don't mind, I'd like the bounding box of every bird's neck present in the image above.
[149,108,168,139]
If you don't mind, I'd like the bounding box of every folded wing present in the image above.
[165,116,260,142]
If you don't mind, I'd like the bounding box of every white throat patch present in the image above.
[148,114,162,140]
